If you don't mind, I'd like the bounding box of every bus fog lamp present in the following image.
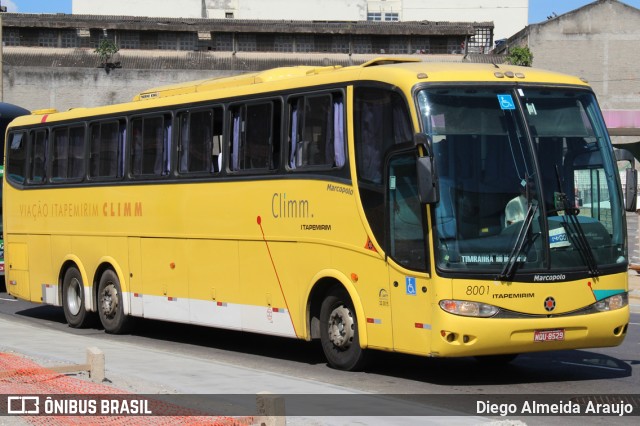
[439,300,499,317]
[594,293,627,312]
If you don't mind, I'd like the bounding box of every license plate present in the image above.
[534,329,565,342]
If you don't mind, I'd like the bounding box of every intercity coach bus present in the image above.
[3,59,634,370]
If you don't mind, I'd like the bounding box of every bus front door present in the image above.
[386,151,432,355]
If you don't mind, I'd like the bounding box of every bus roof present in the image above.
[9,58,590,127]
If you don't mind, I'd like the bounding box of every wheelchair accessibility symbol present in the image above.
[497,94,516,110]
[406,277,417,296]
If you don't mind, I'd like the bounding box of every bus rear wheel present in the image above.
[320,287,367,371]
[97,270,131,334]
[62,267,94,328]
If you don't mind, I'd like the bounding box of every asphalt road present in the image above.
[1,291,638,401]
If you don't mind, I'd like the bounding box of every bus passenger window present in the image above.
[89,120,124,179]
[52,126,85,181]
[29,130,48,184]
[130,115,171,177]
[7,132,27,184]
[288,93,345,170]
[178,107,223,174]
[229,101,281,172]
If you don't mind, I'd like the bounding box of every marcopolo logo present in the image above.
[533,274,566,282]
[544,296,557,312]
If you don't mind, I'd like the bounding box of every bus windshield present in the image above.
[417,86,626,277]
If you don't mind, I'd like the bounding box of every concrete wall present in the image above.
[73,0,203,18]
[2,66,239,112]
[402,0,527,41]
[74,0,368,21]
[222,0,367,21]
[72,0,528,46]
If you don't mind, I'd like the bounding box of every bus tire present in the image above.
[320,287,367,371]
[97,269,131,334]
[62,267,94,328]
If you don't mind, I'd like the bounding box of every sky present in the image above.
[3,0,640,25]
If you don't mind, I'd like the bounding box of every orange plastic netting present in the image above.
[0,352,255,425]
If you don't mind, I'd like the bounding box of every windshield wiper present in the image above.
[553,166,600,277]
[497,202,538,281]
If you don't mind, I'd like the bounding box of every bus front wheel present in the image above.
[320,287,367,371]
[62,267,94,328]
[97,270,131,334]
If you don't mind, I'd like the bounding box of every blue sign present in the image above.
[549,233,568,244]
[406,277,416,296]
[497,94,516,110]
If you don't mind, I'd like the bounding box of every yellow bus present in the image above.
[3,58,633,370]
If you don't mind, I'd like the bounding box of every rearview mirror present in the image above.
[625,168,638,212]
[615,148,638,212]
[414,133,439,204]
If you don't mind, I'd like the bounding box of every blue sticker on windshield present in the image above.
[497,94,515,110]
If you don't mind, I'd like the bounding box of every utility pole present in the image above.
[0,1,6,102]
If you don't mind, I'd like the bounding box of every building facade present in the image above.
[72,0,527,42]
[0,13,496,111]
[495,0,640,151]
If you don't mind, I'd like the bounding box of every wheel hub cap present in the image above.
[101,285,118,319]
[328,305,355,349]
[67,278,81,316]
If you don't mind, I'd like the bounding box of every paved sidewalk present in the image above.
[0,317,488,426]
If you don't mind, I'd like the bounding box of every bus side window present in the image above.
[354,87,413,247]
[52,126,85,181]
[29,129,48,184]
[89,120,124,179]
[7,132,27,184]
[178,107,223,174]
[288,92,345,170]
[130,114,171,177]
[354,88,412,184]
[229,101,281,172]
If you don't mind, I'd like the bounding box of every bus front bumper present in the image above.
[429,307,629,357]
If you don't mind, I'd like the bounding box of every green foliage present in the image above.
[95,39,119,64]
[506,46,533,67]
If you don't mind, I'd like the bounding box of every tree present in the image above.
[95,39,119,66]
[506,46,533,67]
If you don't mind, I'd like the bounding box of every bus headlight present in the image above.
[439,300,500,317]
[594,293,628,312]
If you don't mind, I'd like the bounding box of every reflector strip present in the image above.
[167,297,177,302]
[366,318,382,324]
[216,302,228,307]
[133,293,142,298]
[415,323,431,329]
[272,307,287,313]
